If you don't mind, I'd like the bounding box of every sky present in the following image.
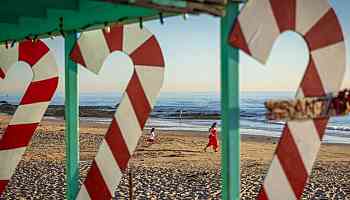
[1,0,350,94]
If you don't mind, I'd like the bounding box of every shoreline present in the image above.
[2,114,350,145]
[37,116,350,145]
[0,103,220,119]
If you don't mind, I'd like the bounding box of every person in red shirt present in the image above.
[204,122,219,152]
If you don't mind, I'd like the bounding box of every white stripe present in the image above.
[32,52,59,82]
[123,24,153,55]
[10,102,50,125]
[95,140,123,195]
[239,0,280,64]
[77,184,91,200]
[115,94,143,153]
[296,88,304,99]
[0,44,18,74]
[287,120,321,173]
[311,41,346,94]
[264,158,297,200]
[0,147,26,179]
[296,0,330,34]
[135,65,164,106]
[78,30,110,74]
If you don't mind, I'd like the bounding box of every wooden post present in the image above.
[129,168,133,200]
[65,32,80,200]
[220,2,240,200]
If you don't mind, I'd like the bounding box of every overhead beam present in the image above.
[0,2,171,44]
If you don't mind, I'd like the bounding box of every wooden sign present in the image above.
[266,89,350,121]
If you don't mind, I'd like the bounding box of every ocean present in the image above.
[1,92,350,144]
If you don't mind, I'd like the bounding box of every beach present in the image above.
[0,115,349,199]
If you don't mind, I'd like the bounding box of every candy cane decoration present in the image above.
[0,40,59,194]
[70,24,165,199]
[230,1,346,199]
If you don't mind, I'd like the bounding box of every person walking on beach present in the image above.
[148,128,156,143]
[204,122,219,152]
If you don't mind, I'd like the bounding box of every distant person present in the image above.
[204,122,219,152]
[148,128,156,143]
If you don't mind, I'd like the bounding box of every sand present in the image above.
[0,115,349,199]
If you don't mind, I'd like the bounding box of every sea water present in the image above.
[1,92,350,144]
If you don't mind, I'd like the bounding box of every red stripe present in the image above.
[300,57,325,97]
[19,40,49,66]
[276,125,308,198]
[103,25,123,52]
[129,36,164,67]
[269,0,296,32]
[0,68,5,79]
[257,186,269,200]
[313,118,329,140]
[70,43,87,67]
[126,72,151,128]
[229,20,251,55]
[84,161,112,200]
[0,180,9,194]
[105,118,131,171]
[305,9,344,51]
[20,77,58,105]
[0,123,38,150]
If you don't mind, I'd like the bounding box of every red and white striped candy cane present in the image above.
[0,40,59,194]
[230,1,346,199]
[70,24,165,199]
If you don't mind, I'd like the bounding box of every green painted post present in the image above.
[65,32,80,200]
[220,2,240,200]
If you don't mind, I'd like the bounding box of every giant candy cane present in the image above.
[230,1,346,199]
[70,24,165,199]
[0,40,59,194]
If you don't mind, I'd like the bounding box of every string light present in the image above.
[11,40,16,48]
[159,13,164,25]
[60,30,66,38]
[104,22,111,33]
[48,32,54,40]
[32,35,38,43]
[183,13,188,20]
[59,17,65,38]
[139,17,143,29]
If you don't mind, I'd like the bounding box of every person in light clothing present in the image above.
[148,127,156,143]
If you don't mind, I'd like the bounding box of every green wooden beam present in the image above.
[0,1,173,43]
[0,0,78,25]
[220,2,240,200]
[65,32,80,200]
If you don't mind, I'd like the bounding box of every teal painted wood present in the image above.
[0,2,167,43]
[65,32,80,200]
[220,2,240,200]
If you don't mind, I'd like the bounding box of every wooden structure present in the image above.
[0,1,241,200]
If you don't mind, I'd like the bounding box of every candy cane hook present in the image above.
[0,40,59,194]
[71,24,165,200]
[230,1,346,199]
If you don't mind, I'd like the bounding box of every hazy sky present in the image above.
[1,0,350,94]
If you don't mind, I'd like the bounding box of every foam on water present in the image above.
[2,92,350,144]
